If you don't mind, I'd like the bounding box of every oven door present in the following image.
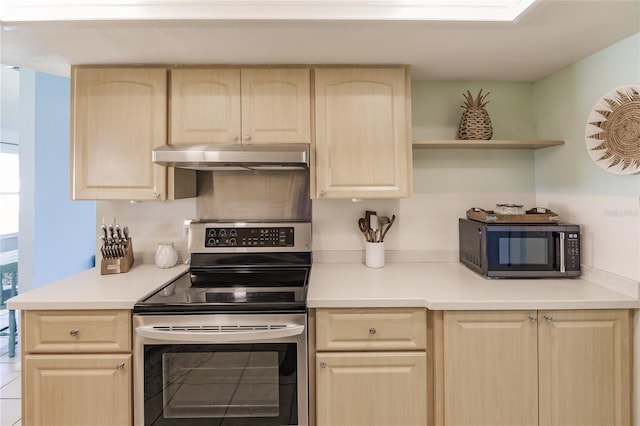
[485,225,564,277]
[133,313,308,426]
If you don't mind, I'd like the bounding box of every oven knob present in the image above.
[207,238,216,246]
[230,229,237,237]
[229,238,237,246]
[220,229,227,237]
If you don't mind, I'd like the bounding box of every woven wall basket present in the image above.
[585,84,640,175]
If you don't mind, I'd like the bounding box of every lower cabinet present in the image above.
[441,309,632,426]
[316,352,426,426]
[23,354,131,426]
[22,310,133,426]
[312,308,428,426]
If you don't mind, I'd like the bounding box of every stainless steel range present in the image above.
[133,221,311,426]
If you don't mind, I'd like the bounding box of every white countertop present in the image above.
[8,261,639,311]
[8,263,189,310]
[307,262,640,310]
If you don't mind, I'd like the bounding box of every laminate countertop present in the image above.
[8,264,189,310]
[307,262,640,310]
[8,261,639,311]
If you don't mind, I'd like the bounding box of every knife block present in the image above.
[100,238,134,275]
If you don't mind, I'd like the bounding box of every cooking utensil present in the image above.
[377,216,390,242]
[370,214,379,242]
[358,218,372,242]
[379,214,396,242]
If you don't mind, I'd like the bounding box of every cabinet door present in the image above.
[241,68,310,144]
[24,354,132,426]
[538,310,631,426]
[71,67,167,200]
[314,67,412,199]
[316,352,427,426]
[443,311,538,426]
[170,68,241,144]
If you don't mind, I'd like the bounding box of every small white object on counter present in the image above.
[155,242,178,269]
[365,242,385,268]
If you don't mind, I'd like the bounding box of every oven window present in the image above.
[144,344,298,426]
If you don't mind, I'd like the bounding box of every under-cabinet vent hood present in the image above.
[152,143,309,171]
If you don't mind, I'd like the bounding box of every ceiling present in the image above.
[0,1,639,81]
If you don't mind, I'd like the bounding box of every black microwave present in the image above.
[459,218,581,278]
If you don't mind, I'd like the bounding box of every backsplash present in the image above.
[99,191,537,264]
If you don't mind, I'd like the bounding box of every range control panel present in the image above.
[204,227,295,248]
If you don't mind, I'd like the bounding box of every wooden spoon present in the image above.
[376,216,390,242]
[379,214,396,242]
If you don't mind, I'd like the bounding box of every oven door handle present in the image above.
[135,324,305,343]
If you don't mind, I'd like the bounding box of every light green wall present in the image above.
[411,81,537,193]
[533,32,640,196]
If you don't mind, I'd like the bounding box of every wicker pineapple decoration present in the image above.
[457,89,493,140]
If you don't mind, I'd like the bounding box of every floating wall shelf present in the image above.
[412,140,564,149]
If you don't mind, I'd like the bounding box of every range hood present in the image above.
[152,143,309,171]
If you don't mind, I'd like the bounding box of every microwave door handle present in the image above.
[559,232,566,273]
[135,324,305,343]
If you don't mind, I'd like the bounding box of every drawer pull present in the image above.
[116,362,125,370]
[69,329,80,337]
[369,327,377,335]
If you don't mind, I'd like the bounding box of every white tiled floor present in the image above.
[0,309,21,426]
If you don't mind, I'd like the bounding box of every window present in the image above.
[0,143,19,236]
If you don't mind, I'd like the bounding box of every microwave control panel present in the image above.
[204,227,294,248]
[565,231,580,271]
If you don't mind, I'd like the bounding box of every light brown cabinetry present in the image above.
[170,68,310,145]
[71,67,170,200]
[440,309,631,426]
[22,310,132,426]
[312,308,427,426]
[314,67,413,199]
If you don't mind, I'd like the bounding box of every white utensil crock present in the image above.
[365,242,385,268]
[155,242,178,269]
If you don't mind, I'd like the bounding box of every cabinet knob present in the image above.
[229,134,239,142]
[153,191,160,199]
[529,314,537,322]
[369,327,377,335]
[243,134,251,142]
[320,362,327,368]
[116,362,125,370]
[544,314,553,322]
[69,328,80,337]
[319,190,327,197]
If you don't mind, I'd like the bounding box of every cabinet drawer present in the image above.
[316,308,426,351]
[25,310,131,353]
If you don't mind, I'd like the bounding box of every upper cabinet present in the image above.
[71,67,169,200]
[314,67,413,199]
[170,67,311,145]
